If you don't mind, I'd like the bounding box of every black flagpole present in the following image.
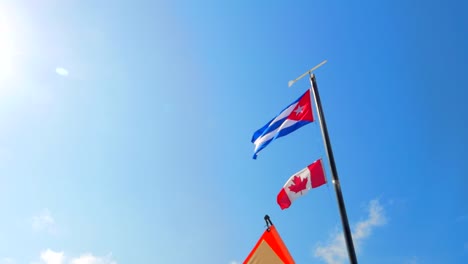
[309,73,358,264]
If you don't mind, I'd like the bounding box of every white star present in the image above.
[294,105,303,115]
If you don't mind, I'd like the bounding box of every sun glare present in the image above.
[0,14,16,80]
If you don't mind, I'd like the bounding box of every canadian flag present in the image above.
[277,159,327,210]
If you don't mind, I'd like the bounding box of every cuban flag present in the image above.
[251,89,314,159]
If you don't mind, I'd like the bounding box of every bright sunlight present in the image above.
[0,13,16,80]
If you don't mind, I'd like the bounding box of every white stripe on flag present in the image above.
[269,103,297,124]
[253,119,298,152]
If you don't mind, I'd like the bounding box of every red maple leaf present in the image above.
[288,175,308,194]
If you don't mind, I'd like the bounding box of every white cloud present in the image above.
[352,200,386,241]
[32,209,57,234]
[70,254,116,264]
[40,249,64,264]
[33,250,116,264]
[55,67,69,76]
[314,199,386,264]
[456,214,468,223]
[403,256,419,264]
[229,261,240,264]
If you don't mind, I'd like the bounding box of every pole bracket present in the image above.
[264,215,273,231]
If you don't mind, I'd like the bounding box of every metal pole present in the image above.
[288,60,327,88]
[309,73,358,264]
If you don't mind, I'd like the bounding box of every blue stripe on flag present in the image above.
[251,96,302,143]
[251,116,289,143]
[252,120,311,159]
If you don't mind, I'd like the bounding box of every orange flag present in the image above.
[243,225,295,264]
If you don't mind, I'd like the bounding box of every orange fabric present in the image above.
[246,241,284,264]
[243,225,295,264]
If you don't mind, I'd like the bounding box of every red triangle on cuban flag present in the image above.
[286,89,313,122]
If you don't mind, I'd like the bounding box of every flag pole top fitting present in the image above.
[288,60,327,88]
[264,215,273,231]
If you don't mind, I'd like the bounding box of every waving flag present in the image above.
[251,90,314,159]
[277,159,327,210]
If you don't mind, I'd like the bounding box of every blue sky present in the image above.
[0,0,467,263]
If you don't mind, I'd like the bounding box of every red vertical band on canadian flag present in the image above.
[309,159,327,187]
[276,159,327,210]
[277,189,291,210]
